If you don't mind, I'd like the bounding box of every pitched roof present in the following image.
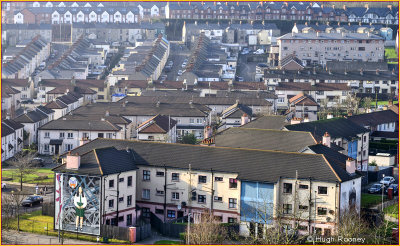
[285,118,369,141]
[14,110,47,123]
[1,123,15,137]
[241,115,289,130]
[215,128,316,152]
[221,103,252,119]
[275,82,350,91]
[58,138,344,183]
[45,100,68,109]
[36,105,55,115]
[53,147,137,175]
[347,110,398,128]
[1,79,30,87]
[289,94,319,106]
[137,115,177,133]
[2,119,24,130]
[39,118,122,131]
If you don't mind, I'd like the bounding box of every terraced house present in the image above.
[55,138,362,237]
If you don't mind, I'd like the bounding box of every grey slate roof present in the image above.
[241,115,289,130]
[39,118,122,131]
[2,119,24,130]
[347,110,398,128]
[215,128,316,152]
[58,138,344,183]
[278,32,384,40]
[1,123,15,137]
[285,118,369,141]
[14,110,47,123]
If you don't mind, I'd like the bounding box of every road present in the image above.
[163,42,191,81]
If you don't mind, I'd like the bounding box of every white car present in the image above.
[181,62,187,68]
[1,183,6,189]
[380,176,395,186]
[177,70,183,76]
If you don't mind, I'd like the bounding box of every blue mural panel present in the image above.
[240,181,274,224]
[347,140,357,160]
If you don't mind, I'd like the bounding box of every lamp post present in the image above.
[381,174,385,212]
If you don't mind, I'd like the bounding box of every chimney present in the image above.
[332,5,335,9]
[388,5,392,11]
[203,125,212,139]
[322,132,331,148]
[195,21,197,26]
[156,101,160,107]
[343,5,346,11]
[364,4,369,9]
[376,69,380,75]
[6,113,10,120]
[66,152,81,170]
[305,22,308,26]
[316,32,319,37]
[71,76,76,86]
[241,113,249,126]
[360,69,364,76]
[79,137,90,146]
[327,113,333,119]
[346,157,356,174]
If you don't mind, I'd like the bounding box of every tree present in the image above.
[185,212,227,244]
[2,191,26,230]
[343,94,361,115]
[8,151,36,191]
[181,133,197,145]
[362,97,373,111]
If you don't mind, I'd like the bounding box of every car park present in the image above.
[21,195,43,207]
[368,183,383,194]
[380,176,395,186]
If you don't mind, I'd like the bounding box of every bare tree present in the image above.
[185,211,227,244]
[1,191,26,230]
[362,97,373,111]
[8,151,36,191]
[343,94,361,115]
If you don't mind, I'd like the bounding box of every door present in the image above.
[55,145,59,155]
[177,211,184,218]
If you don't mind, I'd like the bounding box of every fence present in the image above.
[42,203,54,217]
[100,223,151,242]
[3,217,52,236]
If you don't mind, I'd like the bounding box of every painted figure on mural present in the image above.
[74,186,87,231]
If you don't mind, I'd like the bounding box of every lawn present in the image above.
[154,240,182,245]
[385,47,398,60]
[4,210,129,243]
[2,168,54,184]
[370,101,399,107]
[361,193,388,208]
[383,203,399,219]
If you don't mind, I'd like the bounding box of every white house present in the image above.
[136,115,177,143]
[1,119,24,161]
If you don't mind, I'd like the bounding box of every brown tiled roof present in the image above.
[1,79,30,87]
[39,79,105,88]
[276,82,350,91]
[45,100,67,109]
[138,115,177,133]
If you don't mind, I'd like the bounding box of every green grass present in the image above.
[385,47,398,60]
[2,168,54,184]
[383,203,399,219]
[370,101,399,107]
[3,210,129,243]
[361,193,388,208]
[154,240,182,245]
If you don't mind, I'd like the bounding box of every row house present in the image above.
[277,32,385,66]
[274,82,351,109]
[219,103,253,130]
[136,115,177,143]
[264,68,398,96]
[1,86,21,119]
[137,2,167,19]
[37,78,109,103]
[45,92,82,120]
[285,118,370,175]
[1,119,24,161]
[14,106,54,145]
[58,138,362,237]
[1,78,35,100]
[2,24,52,45]
[2,35,50,79]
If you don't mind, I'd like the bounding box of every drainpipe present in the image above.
[210,168,214,214]
[335,181,339,233]
[308,176,312,235]
[116,173,121,226]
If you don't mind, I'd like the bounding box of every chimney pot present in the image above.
[322,132,331,148]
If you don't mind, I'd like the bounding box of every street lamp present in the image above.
[381,174,385,211]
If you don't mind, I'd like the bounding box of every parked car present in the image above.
[21,99,34,104]
[21,195,43,207]
[181,62,187,68]
[168,61,173,66]
[385,184,399,195]
[380,176,395,186]
[177,70,183,76]
[368,183,384,194]
[237,77,244,82]
[31,157,44,167]
[1,183,6,189]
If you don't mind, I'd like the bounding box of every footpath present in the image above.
[2,230,100,245]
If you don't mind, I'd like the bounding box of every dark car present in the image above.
[21,195,43,207]
[31,157,44,167]
[368,183,383,194]
[21,99,34,104]
[385,184,399,195]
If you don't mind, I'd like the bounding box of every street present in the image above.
[163,42,191,81]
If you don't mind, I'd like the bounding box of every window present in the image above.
[318,207,327,215]
[142,208,150,218]
[119,197,124,202]
[283,183,293,194]
[299,184,308,189]
[67,133,73,138]
[229,178,237,188]
[215,177,223,182]
[172,173,179,181]
[98,133,104,138]
[119,177,124,182]
[155,209,164,214]
[109,199,114,208]
[118,216,124,222]
[172,192,179,200]
[283,204,292,214]
[106,133,113,139]
[142,189,150,200]
[228,217,237,223]
[143,170,150,181]
[198,175,207,183]
[198,195,206,203]
[318,186,328,195]
[229,198,237,208]
[363,136,367,142]
[299,205,308,210]
[190,118,194,123]
[59,132,65,138]
[44,132,50,138]
[156,171,164,177]
[214,196,222,202]
[127,195,132,206]
[156,190,164,196]
[167,210,175,218]
[127,176,132,186]
[126,214,132,226]
[65,144,74,151]
[109,180,114,188]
